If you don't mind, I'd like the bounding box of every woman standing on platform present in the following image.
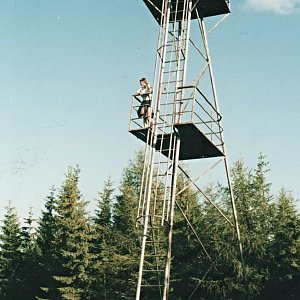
[135,78,153,127]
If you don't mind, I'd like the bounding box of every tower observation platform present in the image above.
[129,85,225,160]
[143,0,230,22]
[128,1,247,299]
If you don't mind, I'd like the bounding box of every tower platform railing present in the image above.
[129,85,224,158]
[175,85,223,147]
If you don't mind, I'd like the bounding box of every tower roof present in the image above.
[143,0,230,23]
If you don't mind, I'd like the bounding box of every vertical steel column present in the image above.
[162,131,180,299]
[199,17,248,291]
[177,0,192,123]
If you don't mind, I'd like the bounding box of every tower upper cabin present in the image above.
[143,0,230,23]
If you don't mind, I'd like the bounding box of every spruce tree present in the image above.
[262,189,300,299]
[121,149,145,195]
[0,205,23,299]
[18,208,41,299]
[111,186,140,298]
[95,179,113,227]
[51,167,92,299]
[35,188,61,300]
[231,156,276,298]
[111,152,143,298]
[88,179,115,300]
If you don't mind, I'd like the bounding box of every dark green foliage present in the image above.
[228,157,274,297]
[171,156,299,299]
[52,166,91,300]
[260,189,300,299]
[18,209,41,299]
[179,184,246,300]
[87,179,115,300]
[0,154,299,299]
[35,167,93,300]
[120,149,145,195]
[95,179,113,227]
[109,155,142,299]
[0,205,23,299]
[35,188,61,300]
[171,173,209,298]
[0,206,40,300]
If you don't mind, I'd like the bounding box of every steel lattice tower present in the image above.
[129,1,247,299]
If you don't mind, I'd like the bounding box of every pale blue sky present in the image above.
[0,0,299,221]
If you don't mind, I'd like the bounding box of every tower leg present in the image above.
[136,145,156,300]
[163,131,180,299]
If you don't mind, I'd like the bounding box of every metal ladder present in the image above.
[136,1,192,299]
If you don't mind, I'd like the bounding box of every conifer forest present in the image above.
[0,151,299,299]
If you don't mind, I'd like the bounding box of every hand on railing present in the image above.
[133,94,142,103]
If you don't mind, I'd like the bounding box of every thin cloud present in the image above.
[245,0,300,14]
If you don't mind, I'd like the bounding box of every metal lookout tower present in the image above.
[129,1,247,299]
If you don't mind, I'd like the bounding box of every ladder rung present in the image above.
[143,270,165,273]
[157,146,174,150]
[141,284,163,287]
[154,160,170,164]
[165,58,185,63]
[162,82,182,86]
[154,174,172,178]
[163,70,183,74]
[162,79,183,83]
[164,44,182,49]
[169,30,185,34]
[161,91,176,95]
[166,49,186,53]
[145,240,165,244]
